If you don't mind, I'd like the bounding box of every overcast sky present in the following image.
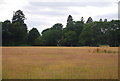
[0,0,119,33]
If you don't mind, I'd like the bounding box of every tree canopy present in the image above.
[28,28,40,45]
[2,10,120,47]
[12,10,26,23]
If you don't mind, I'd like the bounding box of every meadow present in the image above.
[2,47,118,79]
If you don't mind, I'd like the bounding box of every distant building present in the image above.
[118,1,120,20]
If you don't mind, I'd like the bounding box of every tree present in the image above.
[91,22,109,46]
[66,15,75,32]
[63,31,77,46]
[34,36,45,46]
[104,19,107,22]
[80,17,84,22]
[99,19,103,22]
[79,23,95,46]
[42,29,62,46]
[28,28,40,45]
[51,23,63,31]
[11,22,28,45]
[12,10,26,23]
[107,20,120,46]
[2,20,12,45]
[86,17,93,23]
[41,28,50,35]
[2,10,28,46]
[2,10,120,46]
[74,21,84,36]
[66,21,75,31]
[41,23,63,46]
[10,10,28,45]
[67,15,73,23]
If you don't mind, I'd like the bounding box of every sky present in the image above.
[0,0,119,33]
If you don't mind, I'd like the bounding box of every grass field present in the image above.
[2,47,118,79]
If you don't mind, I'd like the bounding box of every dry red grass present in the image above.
[2,47,118,79]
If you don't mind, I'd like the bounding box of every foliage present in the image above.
[51,23,63,31]
[63,31,77,46]
[86,17,93,23]
[12,10,25,23]
[42,29,63,46]
[67,15,73,23]
[28,28,40,45]
[34,36,45,46]
[2,10,38,46]
[12,21,28,45]
[2,11,120,46]
[2,20,12,45]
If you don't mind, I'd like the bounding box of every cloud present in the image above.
[18,0,119,32]
[0,0,119,33]
[25,19,51,32]
[28,1,113,8]
[25,17,66,33]
[119,1,120,19]
[25,9,68,17]
[0,0,4,4]
[95,13,118,20]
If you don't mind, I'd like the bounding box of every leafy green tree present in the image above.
[67,15,73,23]
[116,29,120,46]
[74,21,84,36]
[11,21,28,45]
[12,10,26,23]
[51,23,63,31]
[104,19,107,22]
[41,28,50,35]
[42,29,62,46]
[10,10,28,45]
[66,21,75,31]
[99,19,103,22]
[79,23,95,46]
[91,22,109,46]
[72,21,84,45]
[66,15,75,31]
[2,20,12,45]
[63,31,77,46]
[2,10,120,47]
[80,17,84,22]
[107,20,120,46]
[28,28,40,45]
[2,10,28,46]
[86,17,93,23]
[34,36,45,46]
[41,23,63,46]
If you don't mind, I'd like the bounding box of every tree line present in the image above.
[2,10,120,46]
